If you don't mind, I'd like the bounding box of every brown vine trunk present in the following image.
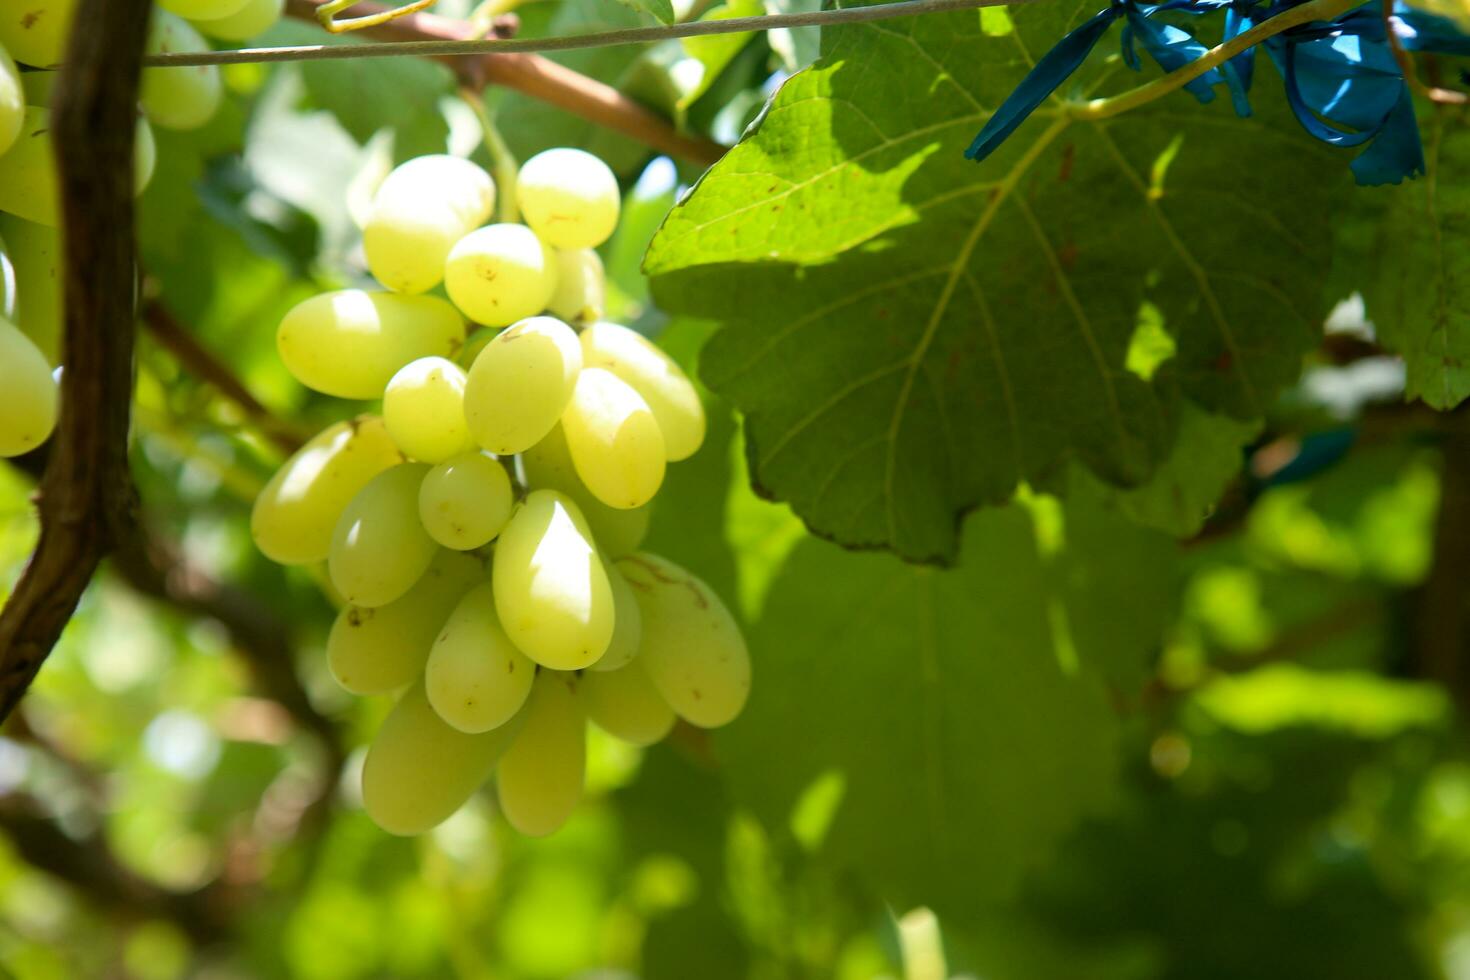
[0,0,151,721]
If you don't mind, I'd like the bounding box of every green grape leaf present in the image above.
[1044,489,1179,689]
[1357,113,1470,409]
[617,0,677,24]
[268,21,453,161]
[1073,401,1259,537]
[717,501,1169,912]
[646,2,1343,563]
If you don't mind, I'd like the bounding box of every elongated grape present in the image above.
[192,0,283,40]
[443,223,557,327]
[0,316,56,457]
[580,321,705,461]
[521,424,649,558]
[0,236,12,321]
[516,148,620,250]
[365,155,495,295]
[427,583,535,733]
[0,108,154,225]
[327,549,485,696]
[0,0,78,67]
[0,43,20,157]
[0,215,61,365]
[251,417,402,565]
[0,107,60,225]
[383,356,472,463]
[463,316,581,455]
[136,117,157,194]
[589,563,641,672]
[18,67,53,105]
[157,0,250,19]
[330,464,438,608]
[546,248,605,325]
[141,13,221,131]
[581,660,673,746]
[362,683,521,836]
[418,452,513,551]
[456,328,495,372]
[617,553,750,728]
[497,671,585,836]
[562,368,665,510]
[276,290,464,399]
[493,490,613,670]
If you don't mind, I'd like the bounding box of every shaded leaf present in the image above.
[717,502,1170,912]
[1075,401,1259,537]
[1358,112,1470,409]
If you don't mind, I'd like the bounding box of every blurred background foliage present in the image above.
[3,0,1469,977]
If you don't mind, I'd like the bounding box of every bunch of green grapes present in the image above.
[252,148,749,837]
[0,0,281,459]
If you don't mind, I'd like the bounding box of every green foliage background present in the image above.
[2,0,1470,977]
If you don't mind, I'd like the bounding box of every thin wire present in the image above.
[134,0,1048,68]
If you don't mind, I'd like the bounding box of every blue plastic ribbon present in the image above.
[1263,7,1425,183]
[965,4,1124,162]
[965,0,1470,186]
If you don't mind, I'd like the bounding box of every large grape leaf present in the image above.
[646,0,1344,563]
[1356,112,1470,409]
[716,500,1175,913]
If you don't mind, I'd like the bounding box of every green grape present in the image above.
[327,549,485,696]
[18,67,54,105]
[0,0,78,68]
[0,108,62,225]
[0,43,20,157]
[157,0,251,19]
[443,223,557,327]
[580,321,706,462]
[135,116,157,194]
[383,356,472,464]
[515,148,620,250]
[617,553,750,728]
[456,327,495,371]
[463,315,581,455]
[276,290,464,399]
[561,367,666,510]
[588,563,641,672]
[365,155,495,295]
[418,451,513,551]
[492,489,614,671]
[0,235,12,321]
[546,248,605,325]
[0,108,154,226]
[192,0,283,40]
[362,682,521,836]
[521,423,649,558]
[251,416,403,565]
[0,315,56,458]
[329,464,438,608]
[496,670,586,836]
[0,215,62,366]
[426,583,535,733]
[581,660,674,746]
[141,12,221,132]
